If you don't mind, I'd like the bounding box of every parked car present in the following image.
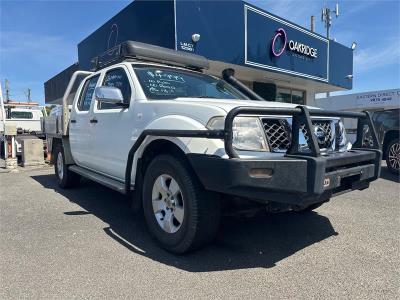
[371,109,399,174]
[44,41,381,254]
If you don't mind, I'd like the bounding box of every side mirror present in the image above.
[95,86,128,107]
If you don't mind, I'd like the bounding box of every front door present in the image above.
[88,66,135,181]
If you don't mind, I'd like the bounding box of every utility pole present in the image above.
[322,3,339,97]
[27,88,31,103]
[310,15,315,32]
[5,79,10,102]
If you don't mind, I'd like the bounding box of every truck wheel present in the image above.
[54,144,80,188]
[386,138,400,174]
[142,154,220,254]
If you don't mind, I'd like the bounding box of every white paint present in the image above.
[0,108,43,132]
[64,61,331,185]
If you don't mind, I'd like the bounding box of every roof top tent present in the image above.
[45,0,354,106]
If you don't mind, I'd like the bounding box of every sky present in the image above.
[0,0,399,104]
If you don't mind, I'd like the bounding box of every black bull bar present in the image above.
[125,106,380,193]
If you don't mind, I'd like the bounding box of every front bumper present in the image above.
[187,149,381,206]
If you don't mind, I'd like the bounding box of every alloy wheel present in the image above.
[388,142,400,171]
[151,174,184,234]
[57,152,64,180]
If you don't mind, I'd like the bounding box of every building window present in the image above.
[276,87,305,105]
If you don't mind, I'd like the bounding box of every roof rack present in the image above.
[91,41,209,71]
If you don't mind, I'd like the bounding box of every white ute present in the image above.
[45,41,381,253]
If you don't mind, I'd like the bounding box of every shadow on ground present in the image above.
[31,174,337,272]
[380,166,400,183]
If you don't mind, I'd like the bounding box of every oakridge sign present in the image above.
[271,28,318,58]
[288,40,318,58]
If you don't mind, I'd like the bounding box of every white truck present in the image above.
[1,105,46,157]
[45,41,382,253]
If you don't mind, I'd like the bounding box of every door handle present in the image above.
[70,119,76,123]
[89,118,98,123]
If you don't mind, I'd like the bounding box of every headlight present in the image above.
[336,120,352,151]
[232,117,269,151]
[207,116,269,152]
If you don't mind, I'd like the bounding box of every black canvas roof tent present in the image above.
[92,41,209,71]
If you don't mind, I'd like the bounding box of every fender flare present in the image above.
[124,115,215,192]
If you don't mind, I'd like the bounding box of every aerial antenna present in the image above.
[321,3,340,97]
[321,2,340,40]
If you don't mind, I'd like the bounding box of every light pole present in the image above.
[322,3,339,97]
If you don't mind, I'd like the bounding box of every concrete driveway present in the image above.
[0,164,399,299]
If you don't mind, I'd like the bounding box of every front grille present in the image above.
[301,120,333,149]
[262,118,336,152]
[262,119,291,151]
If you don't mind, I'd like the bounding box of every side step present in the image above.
[68,165,129,194]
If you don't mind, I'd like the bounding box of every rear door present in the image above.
[69,74,100,167]
[88,66,135,180]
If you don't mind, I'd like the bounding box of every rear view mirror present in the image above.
[95,86,128,107]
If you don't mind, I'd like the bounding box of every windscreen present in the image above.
[134,66,247,100]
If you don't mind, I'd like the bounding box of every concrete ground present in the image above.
[0,163,399,299]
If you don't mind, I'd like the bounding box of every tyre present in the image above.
[54,143,80,188]
[386,138,400,175]
[142,154,220,254]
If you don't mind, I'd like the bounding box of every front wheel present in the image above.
[386,138,400,175]
[54,143,80,188]
[142,154,220,254]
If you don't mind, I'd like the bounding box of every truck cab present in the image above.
[45,41,382,254]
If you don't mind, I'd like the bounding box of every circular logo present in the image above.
[271,28,287,57]
[314,125,326,143]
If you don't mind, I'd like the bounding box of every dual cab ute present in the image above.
[45,41,381,254]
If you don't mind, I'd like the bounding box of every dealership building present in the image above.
[45,0,354,106]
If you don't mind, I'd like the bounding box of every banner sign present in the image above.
[356,89,400,107]
[245,5,329,82]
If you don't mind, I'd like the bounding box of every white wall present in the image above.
[315,88,400,112]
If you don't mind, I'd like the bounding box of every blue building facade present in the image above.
[45,0,354,105]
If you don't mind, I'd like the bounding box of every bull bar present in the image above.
[125,105,381,199]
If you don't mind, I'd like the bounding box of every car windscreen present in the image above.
[133,66,248,100]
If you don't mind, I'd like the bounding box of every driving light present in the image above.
[232,117,269,152]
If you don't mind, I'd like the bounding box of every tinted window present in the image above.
[134,67,246,100]
[276,87,305,105]
[99,68,131,109]
[10,111,33,119]
[78,75,99,111]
